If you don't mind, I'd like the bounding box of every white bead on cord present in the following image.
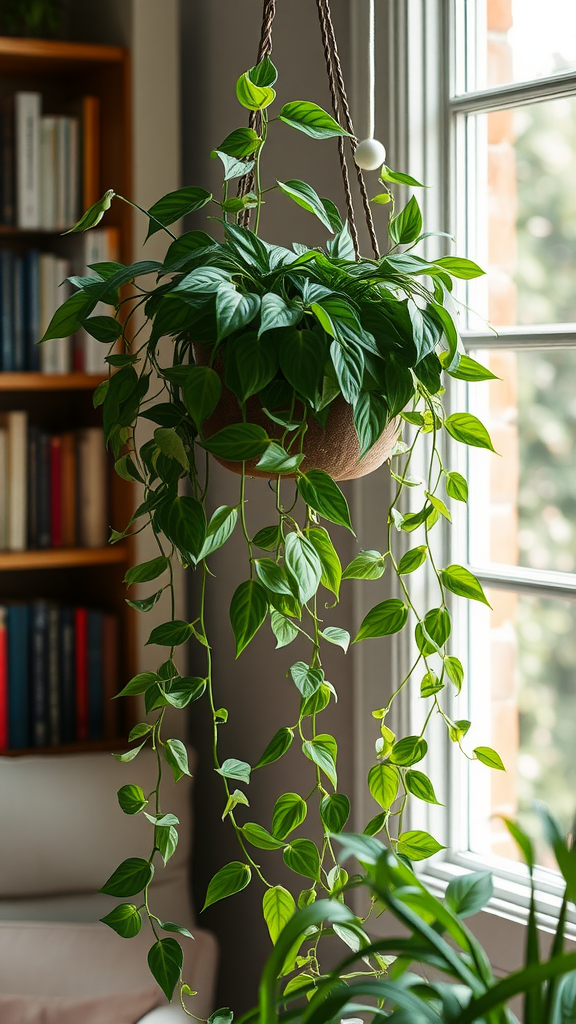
[353,1,386,173]
[354,138,386,171]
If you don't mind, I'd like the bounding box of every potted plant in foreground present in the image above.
[43,53,503,1015]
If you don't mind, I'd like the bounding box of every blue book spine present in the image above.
[0,251,14,372]
[8,604,30,749]
[47,604,60,745]
[12,256,25,371]
[25,249,40,371]
[88,610,103,741]
[31,601,49,747]
[59,607,76,743]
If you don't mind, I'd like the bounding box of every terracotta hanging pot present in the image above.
[193,344,400,482]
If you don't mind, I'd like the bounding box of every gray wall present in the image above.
[179,0,358,1012]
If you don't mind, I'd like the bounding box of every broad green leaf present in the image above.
[40,288,97,342]
[117,784,147,815]
[255,728,294,769]
[182,366,222,430]
[218,127,262,157]
[155,825,179,865]
[283,839,321,880]
[222,789,249,820]
[278,327,326,403]
[277,179,334,231]
[397,830,445,861]
[222,193,258,215]
[441,564,491,606]
[444,655,464,693]
[320,793,350,833]
[147,937,183,1001]
[173,265,231,295]
[113,742,146,763]
[397,546,428,575]
[380,165,426,187]
[212,149,254,181]
[320,626,350,653]
[202,862,251,910]
[445,871,494,917]
[389,735,428,767]
[270,610,298,649]
[124,556,169,586]
[256,558,298,597]
[163,495,206,562]
[236,71,275,110]
[368,763,399,810]
[297,470,353,531]
[146,186,212,239]
[259,292,302,335]
[302,736,337,788]
[272,793,307,840]
[342,550,386,581]
[284,532,322,604]
[242,823,285,850]
[100,858,153,897]
[330,338,364,404]
[199,505,238,559]
[202,423,269,461]
[100,903,142,938]
[256,443,304,475]
[445,412,497,452]
[80,314,122,344]
[253,525,282,551]
[279,100,349,139]
[248,54,278,87]
[371,192,393,204]
[146,620,193,647]
[159,921,193,939]
[442,352,498,382]
[164,739,192,782]
[389,196,423,245]
[216,758,251,785]
[434,256,485,280]
[216,288,260,341]
[353,391,390,457]
[230,580,268,656]
[405,770,442,805]
[364,812,387,837]
[154,427,188,470]
[93,379,108,407]
[63,188,115,233]
[426,492,452,522]
[474,746,506,770]
[420,670,444,697]
[305,527,342,597]
[166,676,206,709]
[415,607,452,654]
[290,662,324,699]
[446,471,468,502]
[263,886,295,944]
[354,599,409,642]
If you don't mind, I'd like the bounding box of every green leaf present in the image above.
[444,655,464,693]
[284,532,322,604]
[113,742,146,763]
[397,546,428,575]
[397,830,445,861]
[216,288,260,341]
[100,858,153,897]
[146,620,193,647]
[353,599,409,642]
[342,550,386,581]
[40,288,97,342]
[405,770,442,805]
[389,196,423,245]
[305,527,342,598]
[216,758,251,785]
[159,921,193,939]
[302,736,337,788]
[208,1012,234,1024]
[368,763,399,810]
[502,818,534,869]
[183,366,222,430]
[277,179,335,231]
[255,727,294,769]
[222,789,249,820]
[117,784,147,815]
[270,610,298,649]
[444,412,496,452]
[420,670,444,697]
[297,470,353,531]
[330,338,364,404]
[441,564,491,606]
[146,186,212,239]
[279,100,349,139]
[256,443,304,475]
[474,746,506,771]
[283,839,321,880]
[163,495,206,562]
[155,825,179,865]
[230,580,268,656]
[278,327,327,403]
[353,391,390,457]
[445,471,468,502]
[212,150,254,182]
[364,812,387,837]
[202,862,251,910]
[371,192,393,204]
[124,556,169,586]
[272,793,307,840]
[164,739,192,782]
[116,671,159,698]
[100,903,142,939]
[154,427,188,470]
[236,71,275,110]
[148,937,183,1001]
[242,823,285,850]
[434,256,485,280]
[253,525,282,551]
[80,314,122,344]
[199,505,238,559]
[320,793,350,833]
[248,54,278,87]
[259,293,302,335]
[380,165,426,188]
[320,626,350,653]
[93,379,109,408]
[202,423,269,461]
[63,188,115,233]
[218,127,262,157]
[263,886,295,944]
[166,676,206,709]
[290,662,324,699]
[445,871,494,917]
[415,607,451,655]
[389,736,428,767]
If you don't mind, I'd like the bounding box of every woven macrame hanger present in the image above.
[238,0,380,260]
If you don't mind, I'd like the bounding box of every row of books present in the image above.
[0,414,108,551]
[1,92,100,230]
[0,603,119,751]
[0,227,120,374]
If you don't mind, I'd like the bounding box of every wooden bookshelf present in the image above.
[0,37,135,757]
[2,737,128,757]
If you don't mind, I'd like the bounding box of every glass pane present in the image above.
[467,588,576,868]
[465,95,576,329]
[463,0,576,92]
[468,348,576,574]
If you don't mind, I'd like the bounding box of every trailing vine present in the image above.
[42,58,502,1017]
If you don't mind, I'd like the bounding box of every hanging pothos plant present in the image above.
[43,54,502,1015]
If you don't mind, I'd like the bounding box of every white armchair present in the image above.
[0,749,218,1022]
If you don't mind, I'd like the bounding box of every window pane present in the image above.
[466,95,576,329]
[463,0,576,92]
[468,348,576,573]
[467,587,576,868]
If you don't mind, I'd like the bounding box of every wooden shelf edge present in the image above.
[0,36,126,64]
[0,546,129,571]
[1,738,127,757]
[0,372,104,391]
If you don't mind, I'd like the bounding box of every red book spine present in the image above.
[0,609,8,751]
[50,436,63,548]
[75,607,89,741]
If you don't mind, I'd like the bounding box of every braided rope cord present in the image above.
[237,0,276,223]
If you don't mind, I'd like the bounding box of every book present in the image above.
[37,429,51,549]
[25,249,41,371]
[60,432,76,547]
[31,601,49,747]
[15,92,41,229]
[0,250,14,371]
[27,425,38,548]
[59,607,76,743]
[67,116,80,228]
[13,255,25,371]
[7,604,29,749]
[77,427,107,547]
[49,435,62,547]
[75,607,89,742]
[82,96,100,210]
[0,607,7,752]
[102,613,119,739]
[40,115,57,231]
[0,411,28,551]
[0,428,7,549]
[1,96,15,226]
[88,609,103,741]
[47,604,61,745]
[55,116,68,231]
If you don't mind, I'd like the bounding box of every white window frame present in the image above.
[350,0,576,962]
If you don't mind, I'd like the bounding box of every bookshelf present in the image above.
[0,36,135,756]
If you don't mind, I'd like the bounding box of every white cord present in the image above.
[367,0,375,139]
